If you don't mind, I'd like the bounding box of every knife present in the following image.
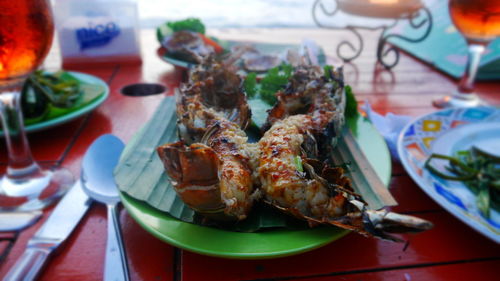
[3,181,91,281]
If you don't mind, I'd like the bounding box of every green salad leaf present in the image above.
[243,64,293,106]
[156,18,206,43]
[259,64,292,105]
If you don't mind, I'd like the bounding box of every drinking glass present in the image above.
[433,0,500,108]
[0,0,73,210]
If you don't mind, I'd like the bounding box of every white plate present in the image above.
[398,107,500,243]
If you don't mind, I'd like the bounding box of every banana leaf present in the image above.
[115,97,393,232]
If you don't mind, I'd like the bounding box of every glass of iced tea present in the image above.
[434,0,500,108]
[0,0,73,210]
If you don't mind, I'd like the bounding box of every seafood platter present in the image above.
[156,18,325,72]
[114,19,434,258]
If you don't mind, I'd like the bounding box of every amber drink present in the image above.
[434,0,500,107]
[0,0,54,84]
[0,0,73,211]
[449,0,500,44]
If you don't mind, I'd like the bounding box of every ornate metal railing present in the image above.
[312,0,433,69]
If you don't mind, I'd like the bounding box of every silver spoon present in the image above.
[81,134,129,281]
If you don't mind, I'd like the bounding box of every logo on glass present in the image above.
[76,22,120,50]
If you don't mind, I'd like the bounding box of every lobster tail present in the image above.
[157,142,225,213]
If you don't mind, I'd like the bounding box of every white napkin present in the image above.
[361,102,412,161]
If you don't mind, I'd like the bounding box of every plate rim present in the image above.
[0,71,109,136]
[119,113,393,258]
[122,192,350,259]
[397,106,500,243]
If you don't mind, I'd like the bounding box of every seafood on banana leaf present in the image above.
[263,65,346,158]
[257,115,433,241]
[157,119,260,221]
[176,57,251,144]
[158,57,258,221]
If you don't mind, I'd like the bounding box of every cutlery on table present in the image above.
[81,134,130,281]
[3,182,91,281]
[4,134,121,281]
[0,211,42,232]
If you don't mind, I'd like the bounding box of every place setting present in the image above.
[0,0,499,280]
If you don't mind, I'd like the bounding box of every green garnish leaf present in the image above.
[258,64,292,105]
[294,155,303,172]
[243,72,257,99]
[344,85,358,119]
[323,65,334,80]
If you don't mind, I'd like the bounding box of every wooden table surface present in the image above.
[0,28,499,281]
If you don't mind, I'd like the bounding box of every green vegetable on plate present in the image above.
[20,70,103,126]
[425,149,500,218]
[22,70,82,122]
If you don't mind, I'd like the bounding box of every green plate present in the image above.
[120,115,391,259]
[0,71,109,136]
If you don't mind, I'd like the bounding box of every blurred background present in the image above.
[138,0,317,28]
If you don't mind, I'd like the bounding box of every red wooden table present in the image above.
[1,28,499,281]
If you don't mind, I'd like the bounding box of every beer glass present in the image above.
[434,0,500,108]
[0,0,73,210]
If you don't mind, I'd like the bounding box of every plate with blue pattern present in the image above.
[397,107,500,243]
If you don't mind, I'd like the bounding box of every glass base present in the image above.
[0,166,74,211]
[433,93,484,108]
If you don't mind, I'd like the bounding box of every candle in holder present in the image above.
[370,0,400,5]
[338,0,422,18]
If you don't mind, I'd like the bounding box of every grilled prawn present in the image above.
[176,57,251,144]
[257,115,433,241]
[157,119,258,221]
[158,58,257,220]
[263,65,346,159]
